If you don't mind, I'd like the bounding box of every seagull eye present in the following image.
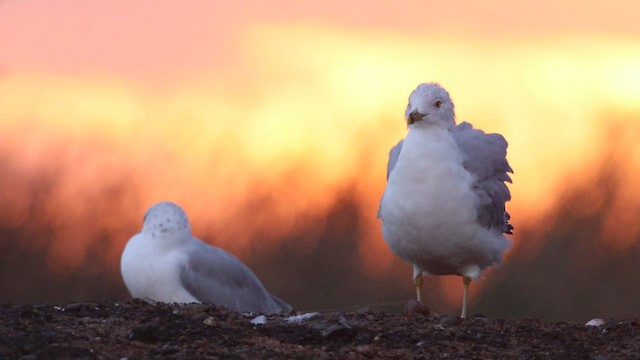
[435,100,442,108]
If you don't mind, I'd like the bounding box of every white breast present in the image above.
[120,233,197,303]
[380,127,495,277]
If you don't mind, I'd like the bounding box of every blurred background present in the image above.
[1,0,639,323]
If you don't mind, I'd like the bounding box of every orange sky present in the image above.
[3,0,640,84]
[1,0,640,309]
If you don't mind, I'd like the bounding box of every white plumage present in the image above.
[121,201,291,314]
[379,83,513,318]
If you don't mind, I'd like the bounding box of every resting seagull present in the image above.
[121,201,292,314]
[378,83,513,318]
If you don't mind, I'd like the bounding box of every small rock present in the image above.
[320,324,356,339]
[439,315,462,327]
[404,300,431,317]
[65,303,85,311]
[586,318,605,327]
[338,315,353,328]
[66,302,99,311]
[250,315,267,325]
[285,312,320,323]
[203,316,218,327]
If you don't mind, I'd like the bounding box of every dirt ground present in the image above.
[1,300,639,359]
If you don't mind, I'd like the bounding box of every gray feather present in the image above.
[377,140,404,218]
[452,121,513,233]
[179,239,292,314]
[386,140,404,180]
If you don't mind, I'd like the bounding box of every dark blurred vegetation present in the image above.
[0,144,136,303]
[476,145,640,322]
[1,122,638,322]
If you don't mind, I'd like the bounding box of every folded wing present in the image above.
[452,121,513,234]
[179,239,292,314]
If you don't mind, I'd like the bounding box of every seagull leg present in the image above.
[413,265,423,303]
[461,276,471,318]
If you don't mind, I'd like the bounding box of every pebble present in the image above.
[203,316,218,327]
[250,315,267,325]
[404,300,431,317]
[585,318,605,327]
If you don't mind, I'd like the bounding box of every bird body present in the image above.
[121,202,292,314]
[381,126,504,279]
[121,232,197,303]
[379,83,513,317]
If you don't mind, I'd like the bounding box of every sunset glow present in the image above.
[1,1,639,317]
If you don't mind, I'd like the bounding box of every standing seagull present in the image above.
[379,83,513,318]
[121,201,292,314]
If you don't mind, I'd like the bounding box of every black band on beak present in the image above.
[408,110,424,125]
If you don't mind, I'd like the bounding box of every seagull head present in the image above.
[141,201,191,240]
[405,83,455,129]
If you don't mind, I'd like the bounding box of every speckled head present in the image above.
[405,83,456,129]
[141,201,191,238]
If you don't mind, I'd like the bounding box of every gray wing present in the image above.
[377,140,404,218]
[179,239,292,314]
[386,140,404,180]
[452,121,513,234]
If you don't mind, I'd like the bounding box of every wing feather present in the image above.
[386,140,404,180]
[377,140,404,218]
[179,239,292,314]
[452,121,513,233]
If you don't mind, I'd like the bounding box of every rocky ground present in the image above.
[1,300,639,359]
